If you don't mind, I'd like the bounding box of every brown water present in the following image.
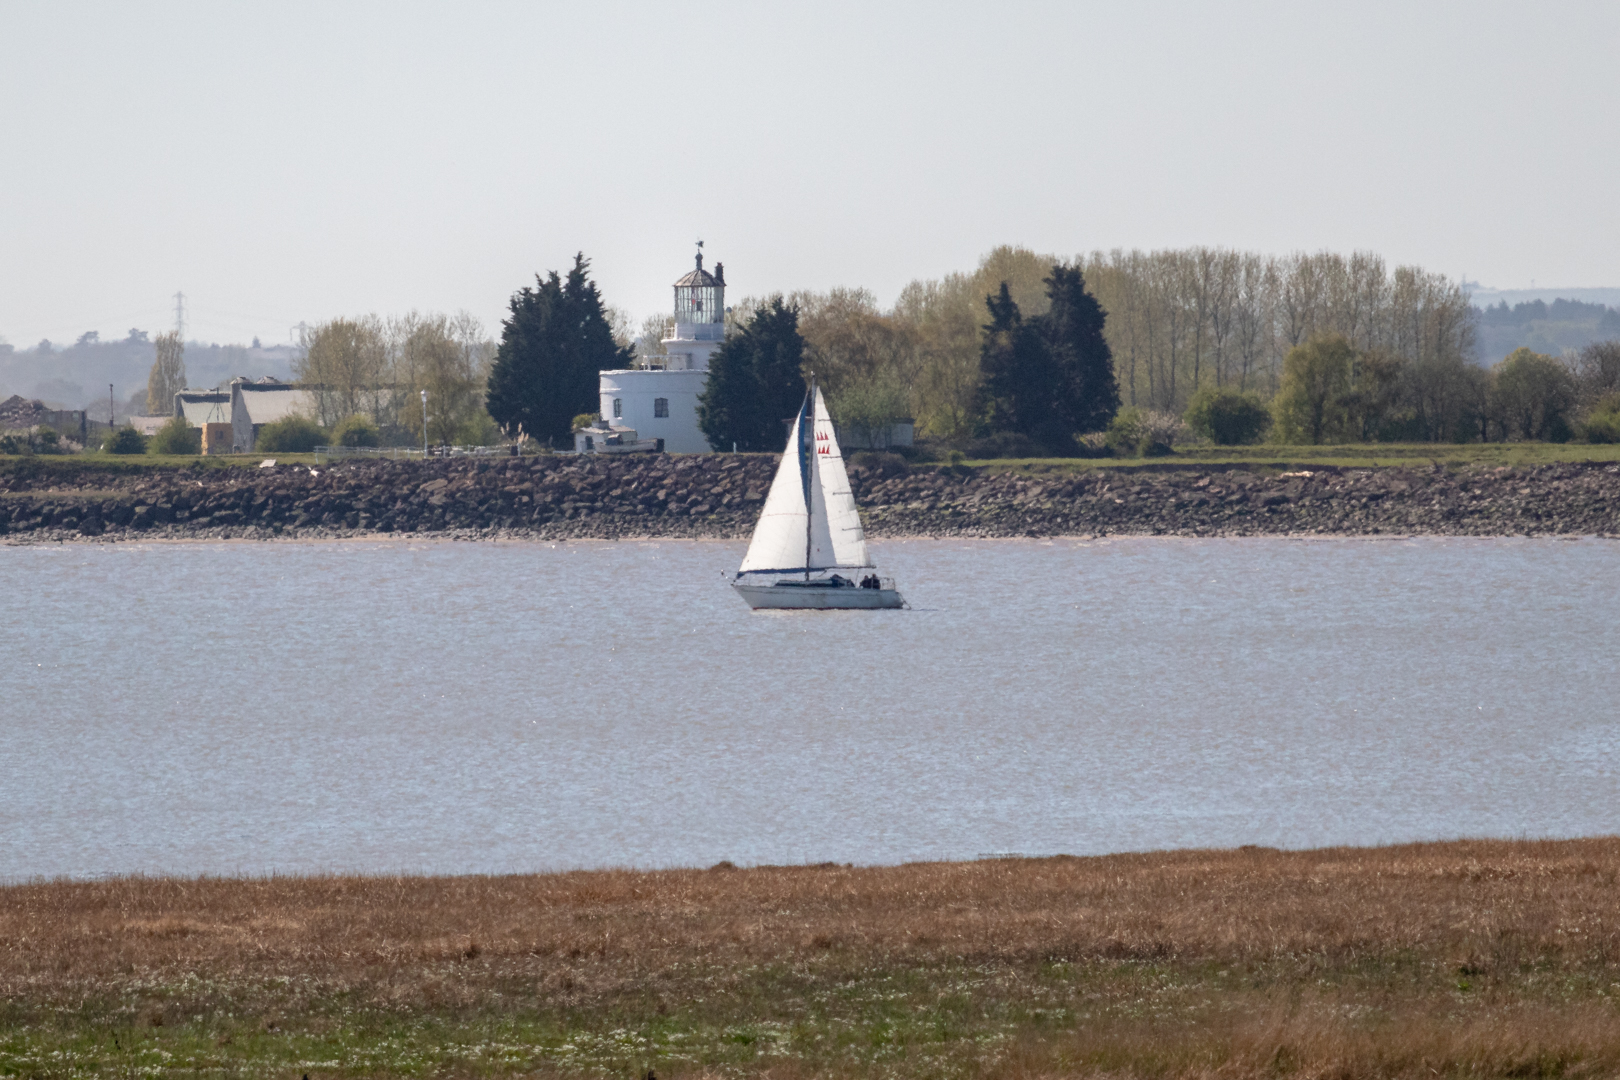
[3,537,1617,880]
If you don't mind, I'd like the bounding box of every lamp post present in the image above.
[421,389,428,457]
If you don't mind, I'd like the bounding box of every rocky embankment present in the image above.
[3,454,1619,542]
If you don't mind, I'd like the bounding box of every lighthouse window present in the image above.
[612,398,622,418]
[654,397,669,418]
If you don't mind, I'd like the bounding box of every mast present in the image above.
[803,377,814,581]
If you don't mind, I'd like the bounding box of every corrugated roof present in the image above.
[177,392,230,426]
[238,386,314,426]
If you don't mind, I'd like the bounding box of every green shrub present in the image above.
[455,411,502,446]
[1184,385,1273,445]
[1108,408,1188,457]
[1106,409,1140,453]
[0,430,62,454]
[572,413,600,432]
[1580,409,1620,444]
[148,416,201,455]
[255,415,325,453]
[1077,431,1110,457]
[331,414,381,447]
[104,426,147,455]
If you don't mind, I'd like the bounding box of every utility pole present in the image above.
[173,292,186,341]
[109,384,114,430]
[421,389,428,457]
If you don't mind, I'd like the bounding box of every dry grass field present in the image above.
[4,839,1620,1078]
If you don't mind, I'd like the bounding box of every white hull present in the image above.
[733,582,905,610]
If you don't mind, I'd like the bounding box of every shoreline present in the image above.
[2,833,1610,887]
[4,453,1618,544]
[6,528,1616,548]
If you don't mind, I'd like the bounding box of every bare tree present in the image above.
[384,311,494,445]
[1574,340,1620,406]
[605,306,637,352]
[295,317,388,427]
[145,331,186,414]
[1083,249,1147,407]
[1201,249,1238,387]
[636,312,671,365]
[1278,252,1329,349]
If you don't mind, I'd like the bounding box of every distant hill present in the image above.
[1468,286,1620,310]
[0,335,296,417]
[1467,293,1620,365]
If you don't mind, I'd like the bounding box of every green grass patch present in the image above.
[0,452,321,480]
[944,441,1620,475]
[3,955,1614,1079]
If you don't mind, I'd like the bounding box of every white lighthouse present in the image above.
[586,250,726,455]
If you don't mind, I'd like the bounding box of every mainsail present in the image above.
[737,386,868,574]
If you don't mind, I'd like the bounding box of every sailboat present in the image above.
[732,382,905,610]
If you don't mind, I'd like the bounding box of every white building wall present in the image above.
[598,369,711,454]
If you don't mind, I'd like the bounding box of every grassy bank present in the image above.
[4,839,1620,1078]
[955,441,1620,474]
[8,441,1620,483]
[0,451,321,479]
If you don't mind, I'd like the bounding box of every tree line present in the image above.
[1269,336,1620,446]
[291,311,499,446]
[691,262,1118,454]
[707,245,1620,451]
[240,246,1620,461]
[715,247,1473,442]
[1474,297,1620,364]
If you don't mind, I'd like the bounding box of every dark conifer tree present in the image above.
[485,253,632,447]
[977,267,1120,454]
[977,283,1057,445]
[1039,263,1119,436]
[697,297,807,451]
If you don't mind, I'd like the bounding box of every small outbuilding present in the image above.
[573,418,661,454]
[173,378,316,452]
[229,377,313,452]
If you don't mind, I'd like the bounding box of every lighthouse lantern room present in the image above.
[663,251,726,370]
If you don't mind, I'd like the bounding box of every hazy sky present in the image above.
[3,1,1617,347]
